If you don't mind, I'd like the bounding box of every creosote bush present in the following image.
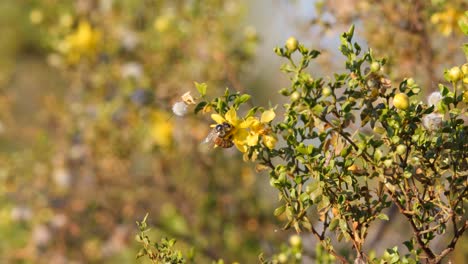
[138,24,467,263]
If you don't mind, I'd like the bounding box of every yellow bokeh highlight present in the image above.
[151,111,174,148]
[59,20,101,63]
[430,7,463,36]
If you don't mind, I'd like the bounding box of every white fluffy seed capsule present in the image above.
[427,92,442,106]
[422,113,443,131]
[172,101,188,116]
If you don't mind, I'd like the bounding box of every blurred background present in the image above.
[0,0,466,263]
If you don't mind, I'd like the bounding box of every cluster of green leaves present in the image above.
[194,25,467,263]
[194,82,252,115]
[259,235,303,264]
[136,214,189,264]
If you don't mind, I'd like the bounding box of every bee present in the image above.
[203,122,234,148]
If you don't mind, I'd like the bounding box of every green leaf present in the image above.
[312,104,324,115]
[347,25,355,41]
[403,240,414,251]
[280,63,296,73]
[246,106,259,117]
[309,50,321,58]
[301,219,312,231]
[353,42,361,55]
[235,94,251,105]
[317,195,330,212]
[194,82,207,96]
[329,218,339,231]
[377,213,389,221]
[194,101,207,114]
[274,205,286,216]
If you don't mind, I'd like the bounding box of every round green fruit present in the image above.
[289,235,302,247]
[393,93,409,110]
[290,91,300,101]
[447,66,462,82]
[285,37,299,52]
[322,87,332,97]
[370,61,380,72]
[396,144,407,155]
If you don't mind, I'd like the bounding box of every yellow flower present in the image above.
[60,20,101,63]
[30,9,43,24]
[211,108,253,152]
[154,15,173,33]
[430,7,463,36]
[151,111,173,148]
[246,109,277,149]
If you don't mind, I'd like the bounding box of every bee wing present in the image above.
[202,129,217,144]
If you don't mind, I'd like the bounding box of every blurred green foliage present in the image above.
[0,0,279,263]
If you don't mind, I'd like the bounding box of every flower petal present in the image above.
[233,128,249,142]
[263,135,277,149]
[246,133,259,146]
[234,141,248,153]
[261,109,276,123]
[225,108,238,125]
[240,116,259,128]
[211,113,225,124]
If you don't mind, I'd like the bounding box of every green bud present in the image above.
[383,159,393,168]
[461,64,468,75]
[279,88,290,96]
[278,253,288,263]
[393,93,409,110]
[370,61,380,72]
[289,235,302,247]
[406,78,415,86]
[285,37,299,52]
[374,149,383,161]
[269,178,276,187]
[447,66,462,82]
[396,144,407,155]
[290,91,301,101]
[322,87,332,97]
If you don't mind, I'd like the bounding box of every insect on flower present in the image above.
[203,122,234,148]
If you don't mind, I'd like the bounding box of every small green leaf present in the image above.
[317,195,330,212]
[194,101,207,114]
[347,24,355,41]
[377,213,389,221]
[194,82,207,96]
[329,218,339,231]
[309,50,321,58]
[235,94,251,105]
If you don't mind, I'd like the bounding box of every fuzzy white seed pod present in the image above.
[427,92,442,106]
[172,101,188,116]
[423,113,443,131]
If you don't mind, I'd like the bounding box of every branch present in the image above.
[436,220,468,262]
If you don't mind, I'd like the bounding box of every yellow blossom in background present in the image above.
[246,109,277,149]
[154,15,173,33]
[151,111,173,148]
[59,20,101,63]
[29,9,43,25]
[211,108,253,152]
[59,13,73,28]
[430,7,463,36]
